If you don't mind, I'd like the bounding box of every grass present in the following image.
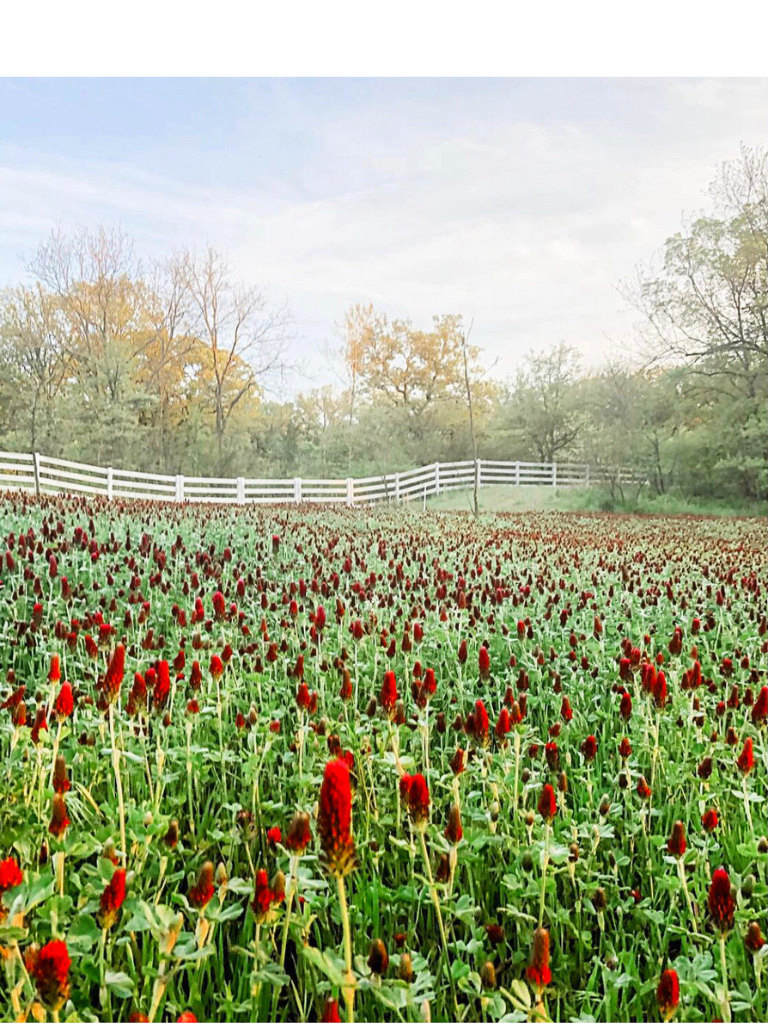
[427,484,768,517]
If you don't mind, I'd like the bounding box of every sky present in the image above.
[1,78,767,397]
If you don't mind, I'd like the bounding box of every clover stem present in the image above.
[719,933,731,1023]
[418,829,459,1020]
[48,719,63,789]
[186,719,195,834]
[741,776,754,837]
[512,730,521,821]
[676,857,698,933]
[538,821,550,928]
[337,874,355,1023]
[109,702,127,864]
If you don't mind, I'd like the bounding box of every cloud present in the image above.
[1,78,767,393]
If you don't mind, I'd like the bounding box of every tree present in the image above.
[503,342,582,463]
[133,258,199,472]
[460,321,480,516]
[23,227,156,465]
[175,246,288,473]
[0,284,69,453]
[339,306,489,466]
[337,304,386,472]
[629,146,767,402]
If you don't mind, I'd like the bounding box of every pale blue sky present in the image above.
[1,78,766,394]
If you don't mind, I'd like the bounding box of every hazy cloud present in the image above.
[1,78,766,394]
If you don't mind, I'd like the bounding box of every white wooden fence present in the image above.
[0,450,636,507]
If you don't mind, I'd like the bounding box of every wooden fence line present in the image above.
[0,450,639,507]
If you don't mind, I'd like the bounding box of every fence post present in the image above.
[552,462,557,488]
[107,467,114,501]
[33,452,41,497]
[175,474,184,502]
[236,477,245,505]
[346,477,354,507]
[394,472,401,504]
[585,464,590,487]
[475,458,482,490]
[435,462,440,495]
[293,477,302,504]
[514,460,520,486]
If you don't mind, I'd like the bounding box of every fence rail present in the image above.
[0,450,639,507]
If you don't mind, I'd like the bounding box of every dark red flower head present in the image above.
[153,660,170,712]
[380,670,398,717]
[266,826,281,848]
[188,861,215,909]
[251,867,284,921]
[54,681,74,720]
[0,856,23,895]
[701,808,719,832]
[422,667,436,696]
[212,590,226,621]
[49,794,70,839]
[285,811,312,854]
[314,605,326,632]
[53,755,70,795]
[189,661,202,690]
[698,756,713,780]
[708,867,734,932]
[450,747,465,775]
[526,927,551,992]
[473,699,490,746]
[478,645,491,680]
[495,708,511,741]
[751,686,768,726]
[652,671,667,709]
[582,735,597,762]
[400,773,430,829]
[26,939,71,1011]
[538,783,557,823]
[321,998,341,1023]
[656,968,679,1021]
[296,682,311,710]
[736,737,754,775]
[48,655,61,684]
[667,821,686,858]
[620,693,632,720]
[30,706,47,744]
[99,867,127,928]
[368,938,389,975]
[103,644,126,704]
[445,803,463,845]
[318,758,356,877]
[745,920,765,953]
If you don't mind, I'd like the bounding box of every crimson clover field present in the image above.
[0,495,766,1024]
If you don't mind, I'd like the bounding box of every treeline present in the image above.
[0,148,766,501]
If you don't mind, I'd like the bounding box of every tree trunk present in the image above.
[462,327,479,519]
